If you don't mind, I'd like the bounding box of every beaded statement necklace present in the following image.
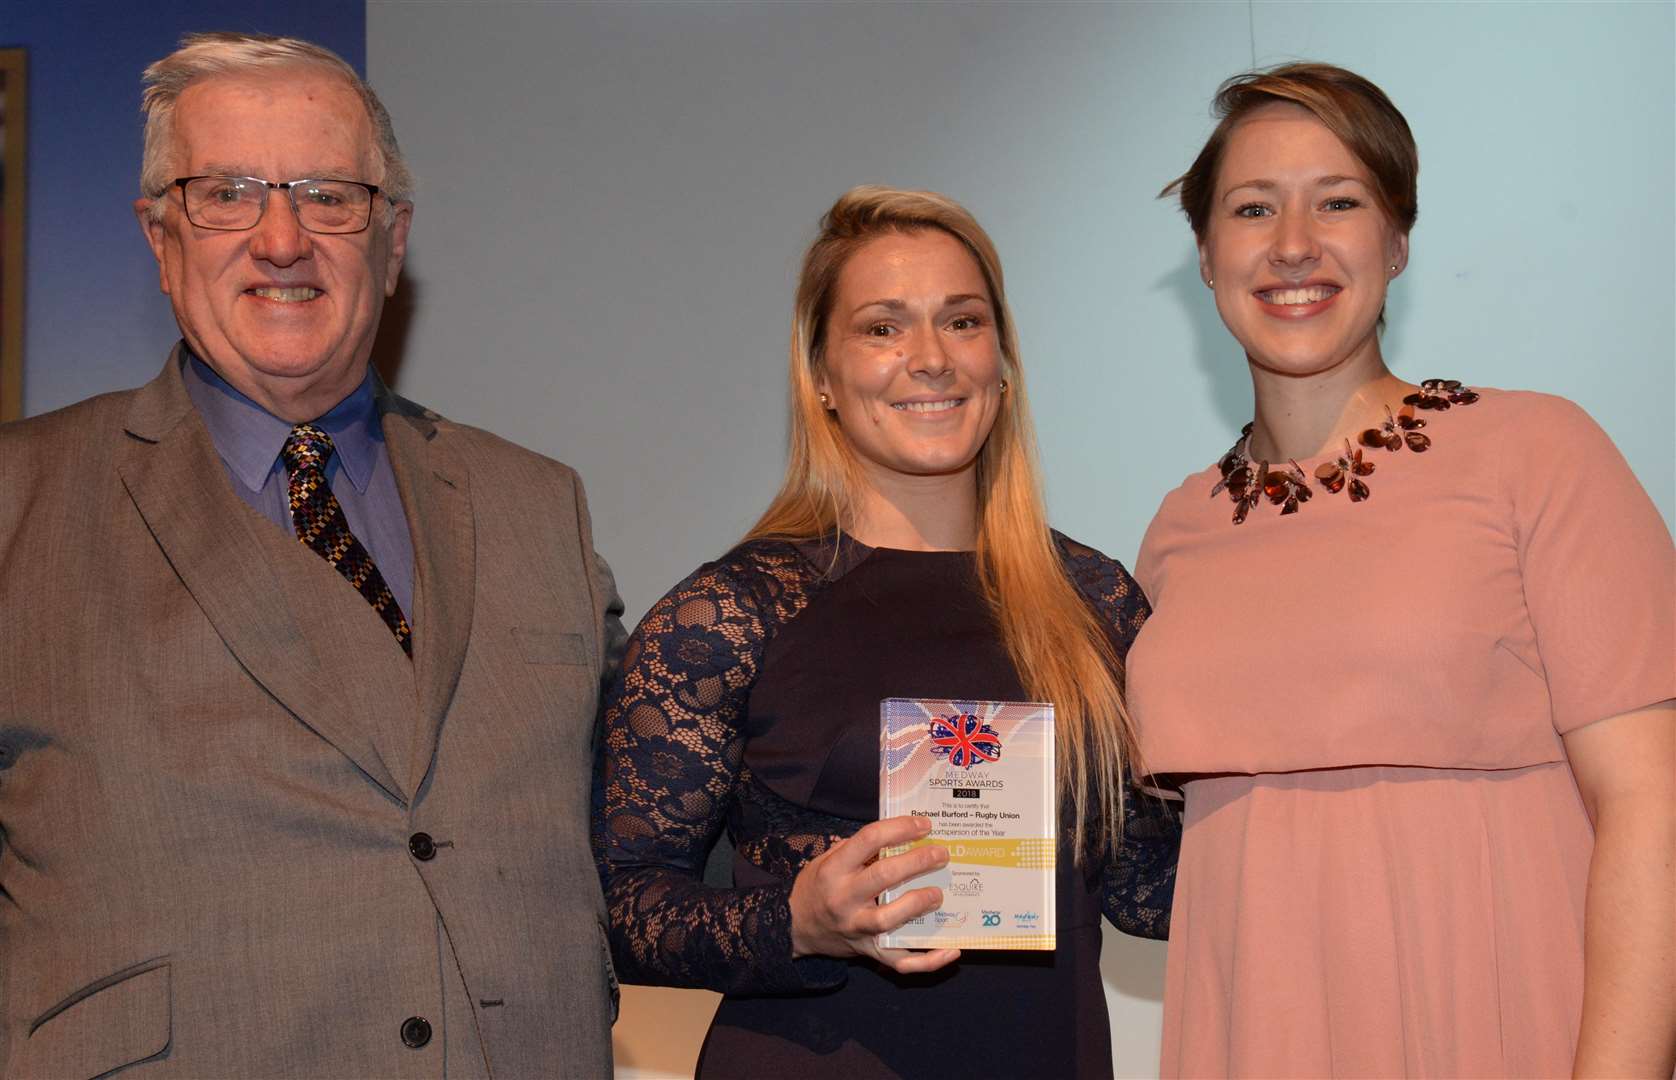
[1212,379,1481,524]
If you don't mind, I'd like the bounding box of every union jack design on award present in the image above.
[928,713,1002,769]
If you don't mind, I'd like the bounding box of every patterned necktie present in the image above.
[280,424,413,657]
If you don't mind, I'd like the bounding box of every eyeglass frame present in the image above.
[169,175,389,234]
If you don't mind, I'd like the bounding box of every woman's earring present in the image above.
[818,392,831,408]
[999,379,1009,394]
[1206,277,1214,288]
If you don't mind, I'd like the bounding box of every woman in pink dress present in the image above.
[1129,63,1674,1077]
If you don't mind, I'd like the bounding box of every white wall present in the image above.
[368,3,1675,1076]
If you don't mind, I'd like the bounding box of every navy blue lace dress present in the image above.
[594,534,1179,1079]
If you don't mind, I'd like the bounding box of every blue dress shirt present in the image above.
[181,348,416,623]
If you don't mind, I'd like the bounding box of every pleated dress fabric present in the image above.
[1127,389,1675,1077]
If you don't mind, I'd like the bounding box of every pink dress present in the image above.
[1128,389,1674,1077]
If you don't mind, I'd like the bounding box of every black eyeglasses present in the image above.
[171,175,383,234]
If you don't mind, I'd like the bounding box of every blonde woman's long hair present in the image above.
[746,185,1138,858]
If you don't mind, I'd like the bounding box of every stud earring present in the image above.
[1206,278,1214,288]
[999,379,1009,393]
[818,392,831,408]
[1389,264,1398,273]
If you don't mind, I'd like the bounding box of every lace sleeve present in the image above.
[1054,532,1150,653]
[593,550,843,994]
[1054,532,1182,939]
[1100,788,1181,940]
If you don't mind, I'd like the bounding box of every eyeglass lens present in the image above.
[182,177,373,233]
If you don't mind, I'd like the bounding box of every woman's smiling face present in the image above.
[817,229,1005,487]
[1200,102,1409,379]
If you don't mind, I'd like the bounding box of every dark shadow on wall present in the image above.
[371,272,418,391]
[1158,250,1249,435]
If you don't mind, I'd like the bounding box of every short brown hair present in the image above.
[1162,63,1417,239]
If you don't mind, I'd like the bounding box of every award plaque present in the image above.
[877,697,1055,950]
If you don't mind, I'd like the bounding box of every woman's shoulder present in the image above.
[1132,456,1224,589]
[1051,531,1146,613]
[647,536,844,628]
[627,539,823,667]
[712,536,813,578]
[1136,430,1232,533]
[1051,530,1131,574]
[1428,386,1632,484]
[1152,460,1224,520]
[1464,385,1603,438]
[653,537,810,603]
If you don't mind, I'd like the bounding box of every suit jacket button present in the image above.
[400,1016,432,1049]
[408,832,437,861]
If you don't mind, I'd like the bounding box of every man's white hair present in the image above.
[139,31,415,223]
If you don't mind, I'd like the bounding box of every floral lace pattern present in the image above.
[594,534,1179,996]
[1103,788,1181,938]
[594,541,829,993]
[730,765,863,881]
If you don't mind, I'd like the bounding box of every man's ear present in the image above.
[383,202,414,297]
[134,198,172,296]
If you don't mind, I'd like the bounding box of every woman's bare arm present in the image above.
[1565,700,1676,1078]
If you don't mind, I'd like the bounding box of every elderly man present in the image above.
[0,32,623,1078]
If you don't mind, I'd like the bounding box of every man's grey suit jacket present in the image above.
[0,348,626,1078]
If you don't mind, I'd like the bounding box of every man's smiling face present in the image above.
[139,66,411,420]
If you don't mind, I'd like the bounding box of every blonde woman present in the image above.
[594,186,1177,1079]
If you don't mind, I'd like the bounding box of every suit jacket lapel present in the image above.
[379,390,475,796]
[117,352,410,804]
